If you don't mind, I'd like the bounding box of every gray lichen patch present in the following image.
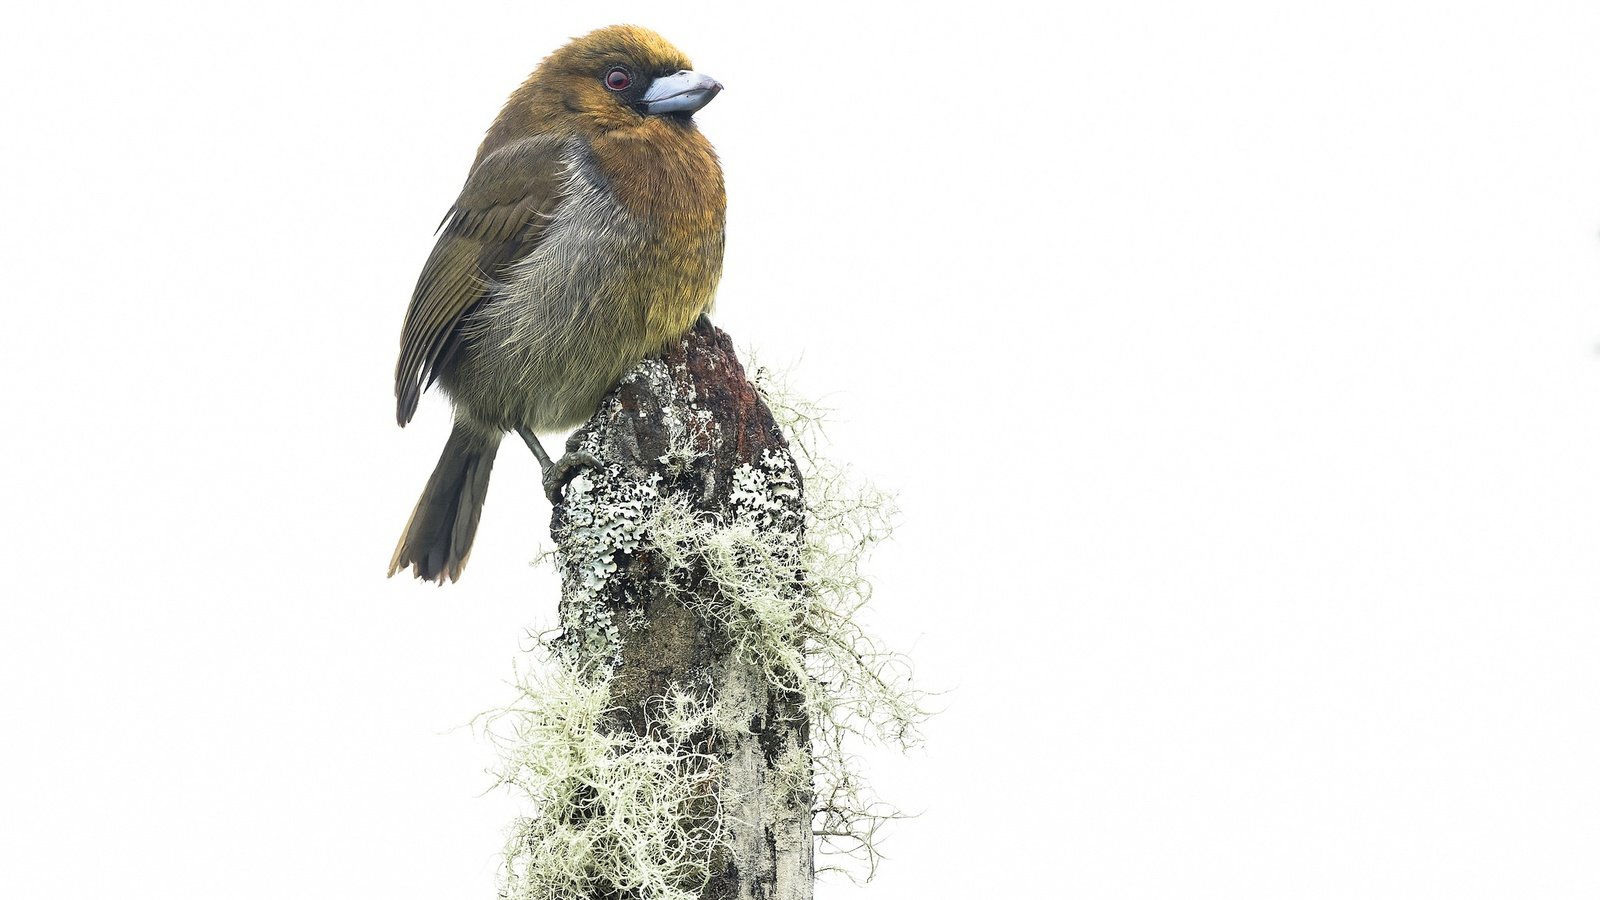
[547,464,664,670]
[727,449,803,532]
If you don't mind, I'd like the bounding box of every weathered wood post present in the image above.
[539,317,814,900]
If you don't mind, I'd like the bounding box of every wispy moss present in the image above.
[492,364,928,894]
[481,666,725,900]
[649,365,929,880]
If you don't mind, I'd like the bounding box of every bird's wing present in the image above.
[394,135,572,426]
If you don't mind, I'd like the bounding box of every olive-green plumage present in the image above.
[390,25,725,583]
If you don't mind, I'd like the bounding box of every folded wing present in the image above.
[394,135,571,425]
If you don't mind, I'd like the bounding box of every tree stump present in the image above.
[545,317,814,900]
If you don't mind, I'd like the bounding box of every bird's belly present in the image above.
[441,172,720,434]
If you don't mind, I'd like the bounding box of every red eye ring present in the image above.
[604,67,631,91]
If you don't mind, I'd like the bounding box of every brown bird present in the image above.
[389,25,725,583]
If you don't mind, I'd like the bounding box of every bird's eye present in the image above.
[604,67,632,91]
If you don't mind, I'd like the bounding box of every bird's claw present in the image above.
[544,451,600,503]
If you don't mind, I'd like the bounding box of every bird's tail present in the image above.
[389,423,500,583]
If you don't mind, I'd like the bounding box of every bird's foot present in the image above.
[515,426,600,503]
[542,451,600,503]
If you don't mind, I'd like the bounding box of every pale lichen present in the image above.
[545,464,662,669]
[482,664,726,900]
[646,366,927,881]
[495,362,926,896]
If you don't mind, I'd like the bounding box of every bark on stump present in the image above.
[548,317,814,900]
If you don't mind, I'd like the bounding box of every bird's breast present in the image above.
[448,134,725,433]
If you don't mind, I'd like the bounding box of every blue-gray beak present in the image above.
[642,70,723,116]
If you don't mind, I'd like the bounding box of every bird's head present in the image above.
[496,25,722,143]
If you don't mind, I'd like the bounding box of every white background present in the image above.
[3,1,1599,897]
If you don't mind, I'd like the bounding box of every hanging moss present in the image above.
[483,360,927,897]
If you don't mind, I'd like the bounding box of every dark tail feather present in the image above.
[389,424,500,583]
